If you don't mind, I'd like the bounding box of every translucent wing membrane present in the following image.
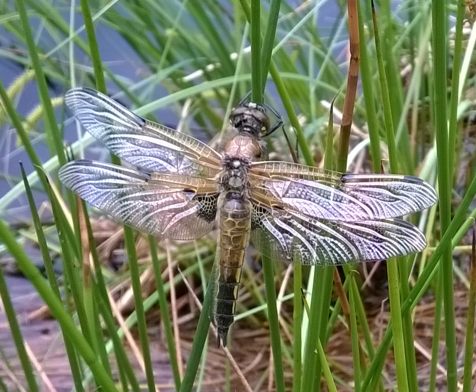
[250,162,437,222]
[251,203,427,266]
[59,160,219,240]
[65,88,222,177]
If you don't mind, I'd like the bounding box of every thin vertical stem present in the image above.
[123,233,156,392]
[149,237,182,390]
[432,0,458,389]
[462,224,476,392]
[349,280,361,392]
[371,2,409,390]
[250,0,261,102]
[260,0,281,91]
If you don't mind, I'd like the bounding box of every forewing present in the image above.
[250,161,437,221]
[250,203,427,266]
[59,160,219,240]
[65,88,222,177]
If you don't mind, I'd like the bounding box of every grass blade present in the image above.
[20,164,85,390]
[432,0,458,390]
[0,258,39,392]
[15,0,65,165]
[251,0,261,102]
[462,224,476,392]
[179,279,214,392]
[79,0,106,93]
[0,216,119,391]
[123,231,157,392]
[260,0,281,91]
[149,236,182,390]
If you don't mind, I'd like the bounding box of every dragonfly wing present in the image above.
[65,88,222,177]
[250,161,437,222]
[59,160,219,240]
[250,203,427,266]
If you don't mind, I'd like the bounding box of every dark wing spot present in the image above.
[194,193,219,223]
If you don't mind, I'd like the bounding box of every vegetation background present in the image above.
[0,0,475,391]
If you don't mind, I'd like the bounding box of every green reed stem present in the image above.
[356,0,380,172]
[260,0,281,91]
[149,236,182,390]
[432,0,458,390]
[371,2,410,390]
[429,268,444,392]
[179,279,214,392]
[50,190,95,351]
[293,264,302,392]
[251,0,261,102]
[447,0,466,181]
[349,279,361,392]
[79,0,106,93]
[124,231,156,392]
[462,225,476,392]
[239,0,314,166]
[262,256,286,392]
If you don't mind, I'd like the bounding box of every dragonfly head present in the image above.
[230,102,271,137]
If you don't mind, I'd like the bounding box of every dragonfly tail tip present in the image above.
[217,329,228,348]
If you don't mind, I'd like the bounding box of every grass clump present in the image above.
[0,0,475,391]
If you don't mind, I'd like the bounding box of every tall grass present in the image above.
[0,0,475,391]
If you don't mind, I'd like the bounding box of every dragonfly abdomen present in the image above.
[215,193,252,346]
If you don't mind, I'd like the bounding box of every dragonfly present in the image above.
[59,88,437,347]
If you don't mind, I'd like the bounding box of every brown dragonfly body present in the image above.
[216,123,266,344]
[59,88,437,347]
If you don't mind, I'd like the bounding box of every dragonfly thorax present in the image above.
[220,156,251,193]
[223,134,263,160]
